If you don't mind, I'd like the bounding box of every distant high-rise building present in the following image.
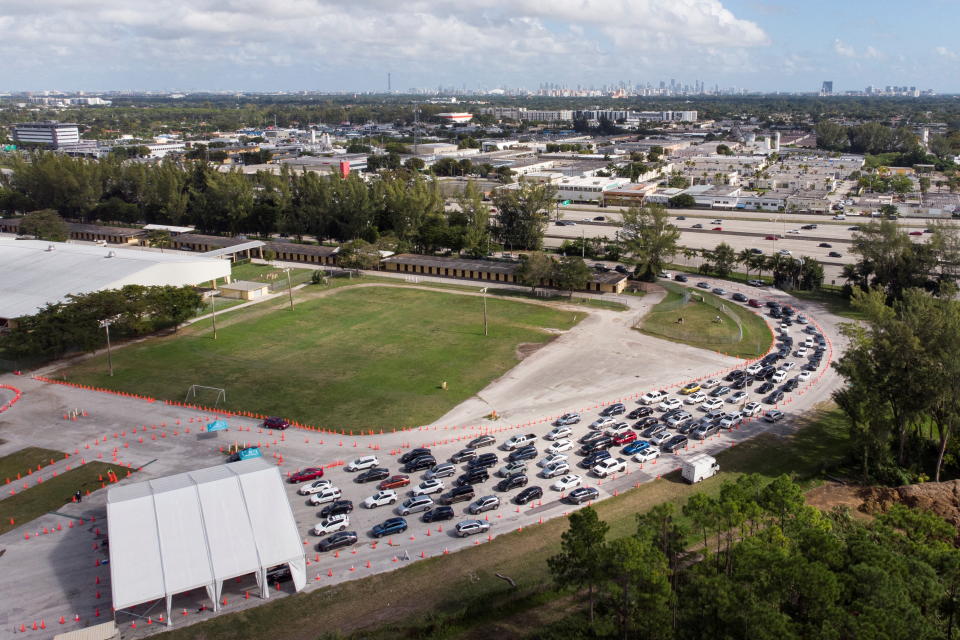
[820,81,833,96]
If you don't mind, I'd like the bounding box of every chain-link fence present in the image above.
[639,282,747,347]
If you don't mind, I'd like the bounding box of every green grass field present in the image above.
[639,282,773,359]
[0,461,132,535]
[57,286,578,430]
[158,403,851,640]
[0,447,67,483]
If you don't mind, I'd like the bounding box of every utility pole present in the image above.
[99,318,115,377]
[285,268,295,311]
[210,292,218,340]
[480,288,488,336]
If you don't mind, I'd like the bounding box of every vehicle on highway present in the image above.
[567,487,600,504]
[372,517,408,538]
[410,479,444,497]
[818,242,832,248]
[312,513,350,535]
[696,281,710,289]
[674,274,688,282]
[319,500,353,518]
[732,292,748,302]
[712,226,722,231]
[440,485,476,504]
[546,439,573,455]
[468,495,501,515]
[468,435,496,449]
[345,456,379,472]
[316,531,358,552]
[455,519,491,537]
[778,249,792,256]
[515,486,543,505]
[622,440,651,455]
[298,479,334,495]
[262,416,290,430]
[592,457,626,478]
[764,410,785,423]
[495,474,529,492]
[355,467,390,484]
[747,279,765,287]
[363,490,398,508]
[425,463,456,480]
[289,468,324,483]
[422,506,455,522]
[551,474,583,491]
[828,251,842,258]
[712,287,726,295]
[909,231,923,236]
[308,486,342,505]
[398,448,432,464]
[552,413,581,427]
[600,402,626,417]
[378,475,411,490]
[692,223,704,229]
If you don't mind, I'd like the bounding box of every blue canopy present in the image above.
[206,419,230,432]
[238,447,262,460]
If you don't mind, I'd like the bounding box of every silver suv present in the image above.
[398,495,434,516]
[467,495,501,515]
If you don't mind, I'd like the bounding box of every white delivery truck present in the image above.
[681,453,719,484]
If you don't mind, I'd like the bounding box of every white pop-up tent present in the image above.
[107,458,306,626]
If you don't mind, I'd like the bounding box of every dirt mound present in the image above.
[858,480,960,528]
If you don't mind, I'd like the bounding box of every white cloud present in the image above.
[935,46,958,60]
[833,39,882,60]
[0,0,771,88]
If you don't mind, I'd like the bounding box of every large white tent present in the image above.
[107,458,306,626]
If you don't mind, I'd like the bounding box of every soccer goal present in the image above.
[185,385,226,407]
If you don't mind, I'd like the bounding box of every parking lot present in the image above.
[0,276,846,638]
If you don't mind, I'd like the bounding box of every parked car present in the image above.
[628,406,654,419]
[468,495,501,515]
[298,479,334,495]
[312,513,350,535]
[363,490,399,509]
[316,531,358,552]
[289,468,324,483]
[592,457,626,478]
[612,430,638,445]
[378,475,411,490]
[355,467,390,484]
[685,391,707,405]
[508,445,539,462]
[455,519,491,537]
[456,469,489,487]
[515,486,543,505]
[262,416,290,430]
[308,486,343,505]
[600,402,626,417]
[623,440,651,455]
[398,448,432,464]
[719,412,743,430]
[319,500,353,518]
[728,391,748,404]
[581,450,612,469]
[345,455,379,472]
[742,402,762,417]
[495,474,529,492]
[425,463,456,480]
[469,452,499,470]
[546,425,572,440]
[552,413,581,427]
[640,390,666,405]
[659,398,682,412]
[410,479,444,497]
[402,455,435,473]
[764,410,785,423]
[662,435,688,453]
[468,435,496,449]
[441,485,476,504]
[371,517,408,538]
[634,448,661,463]
[422,506,455,523]
[551,474,583,492]
[450,447,478,464]
[547,439,573,455]
[679,382,701,395]
[567,487,600,504]
[498,461,528,478]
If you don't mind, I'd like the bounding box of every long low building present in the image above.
[381,253,627,294]
[0,237,230,327]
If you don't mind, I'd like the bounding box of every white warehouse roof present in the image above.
[107,458,306,626]
[0,237,230,320]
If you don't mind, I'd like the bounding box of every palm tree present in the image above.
[749,254,767,280]
[737,248,754,277]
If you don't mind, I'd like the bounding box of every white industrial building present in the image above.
[0,237,230,326]
[556,176,629,203]
[108,458,306,627]
[11,121,80,148]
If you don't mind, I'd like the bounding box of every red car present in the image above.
[613,431,638,445]
[378,475,410,490]
[764,235,777,241]
[748,299,762,308]
[712,226,722,231]
[909,231,923,236]
[289,467,324,483]
[262,416,290,430]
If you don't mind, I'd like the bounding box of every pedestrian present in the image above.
[75,490,82,503]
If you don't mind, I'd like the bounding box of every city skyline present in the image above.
[1,0,958,93]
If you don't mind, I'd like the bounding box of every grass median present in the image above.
[157,403,850,640]
[0,461,133,535]
[0,446,67,483]
[57,286,579,431]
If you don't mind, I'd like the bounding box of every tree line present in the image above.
[544,475,960,640]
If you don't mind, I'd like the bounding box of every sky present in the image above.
[1,0,958,93]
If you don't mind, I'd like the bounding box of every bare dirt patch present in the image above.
[858,480,960,528]
[805,482,874,520]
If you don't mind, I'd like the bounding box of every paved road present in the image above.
[0,277,846,638]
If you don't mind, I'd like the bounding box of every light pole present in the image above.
[99,318,116,377]
[480,288,488,336]
[210,291,219,340]
[285,268,295,311]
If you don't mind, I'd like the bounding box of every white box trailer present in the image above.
[682,453,719,484]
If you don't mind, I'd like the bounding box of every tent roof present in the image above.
[107,458,304,611]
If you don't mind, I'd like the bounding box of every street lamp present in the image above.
[99,316,119,377]
[480,288,488,336]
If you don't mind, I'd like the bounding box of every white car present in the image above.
[551,474,583,491]
[541,461,571,479]
[308,486,343,505]
[640,390,666,405]
[728,391,748,404]
[701,398,724,412]
[658,398,681,412]
[778,249,792,256]
[700,378,719,389]
[719,412,743,429]
[539,453,569,468]
[312,513,349,536]
[362,490,398,509]
[345,455,379,472]
[743,402,762,417]
[604,422,632,437]
[634,448,660,463]
[746,363,763,375]
[589,416,616,430]
[592,457,626,478]
[797,371,812,382]
[779,323,791,332]
[781,361,797,371]
[711,219,723,224]
[410,479,444,496]
[684,391,706,405]
[546,439,573,454]
[787,229,800,235]
[546,425,572,440]
[298,479,334,495]
[772,370,788,383]
[794,348,808,358]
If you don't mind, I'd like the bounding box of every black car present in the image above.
[828,251,842,258]
[567,487,600,504]
[628,406,654,420]
[403,455,436,473]
[757,381,775,394]
[615,265,630,275]
[581,450,612,468]
[496,474,529,492]
[266,564,292,583]
[579,430,608,446]
[317,531,358,552]
[761,354,779,366]
[355,467,390,483]
[580,437,614,455]
[514,486,543,505]
[319,500,353,518]
[783,378,799,392]
[399,448,432,464]
[731,377,748,390]
[450,448,477,464]
[600,402,626,417]
[724,370,744,381]
[765,391,785,405]
[456,469,489,487]
[468,435,496,449]
[732,293,748,302]
[765,301,780,309]
[468,452,499,470]
[634,416,659,429]
[674,274,689,283]
[709,386,731,397]
[770,309,782,319]
[508,446,539,462]
[422,506,455,523]
[782,306,794,316]
[818,242,832,248]
[441,485,475,504]
[758,365,777,378]
[662,435,688,453]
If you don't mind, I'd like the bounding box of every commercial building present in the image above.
[479,107,574,122]
[575,110,698,123]
[436,112,473,124]
[11,121,80,148]
[556,176,629,203]
[0,218,144,244]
